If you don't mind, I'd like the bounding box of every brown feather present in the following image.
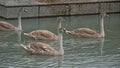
[22,42,59,55]
[25,30,58,40]
[73,28,97,34]
[68,28,99,38]
[0,21,15,31]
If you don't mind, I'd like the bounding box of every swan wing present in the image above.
[73,28,97,35]
[0,21,15,31]
[21,42,57,55]
[30,30,58,40]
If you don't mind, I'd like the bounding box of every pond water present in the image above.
[0,13,120,68]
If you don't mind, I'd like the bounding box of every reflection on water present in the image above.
[0,13,120,68]
[0,31,15,38]
[16,31,22,43]
[100,38,104,56]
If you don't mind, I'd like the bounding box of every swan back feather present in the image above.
[24,30,58,40]
[0,21,16,31]
[21,42,59,55]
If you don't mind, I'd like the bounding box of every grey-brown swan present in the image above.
[0,8,25,31]
[63,11,107,38]
[21,17,64,55]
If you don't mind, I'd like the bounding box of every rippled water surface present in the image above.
[0,13,120,68]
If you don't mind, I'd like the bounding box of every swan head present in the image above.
[100,11,108,18]
[61,27,70,34]
[18,7,28,15]
[60,27,66,33]
[57,17,65,24]
[57,17,65,33]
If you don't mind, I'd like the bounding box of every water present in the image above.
[0,13,120,68]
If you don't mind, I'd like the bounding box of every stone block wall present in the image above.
[0,1,120,19]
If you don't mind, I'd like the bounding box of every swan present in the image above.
[21,17,64,55]
[0,8,26,31]
[63,11,107,38]
[23,18,62,40]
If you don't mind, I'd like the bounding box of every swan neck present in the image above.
[99,15,105,37]
[17,10,22,31]
[100,38,105,56]
[58,21,64,55]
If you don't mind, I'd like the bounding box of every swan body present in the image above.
[21,17,64,56]
[0,8,25,31]
[0,21,16,31]
[63,11,106,38]
[21,42,61,55]
[65,28,100,38]
[24,30,58,40]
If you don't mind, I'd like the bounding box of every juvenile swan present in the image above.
[0,8,25,31]
[24,19,60,40]
[63,11,107,38]
[21,17,64,55]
